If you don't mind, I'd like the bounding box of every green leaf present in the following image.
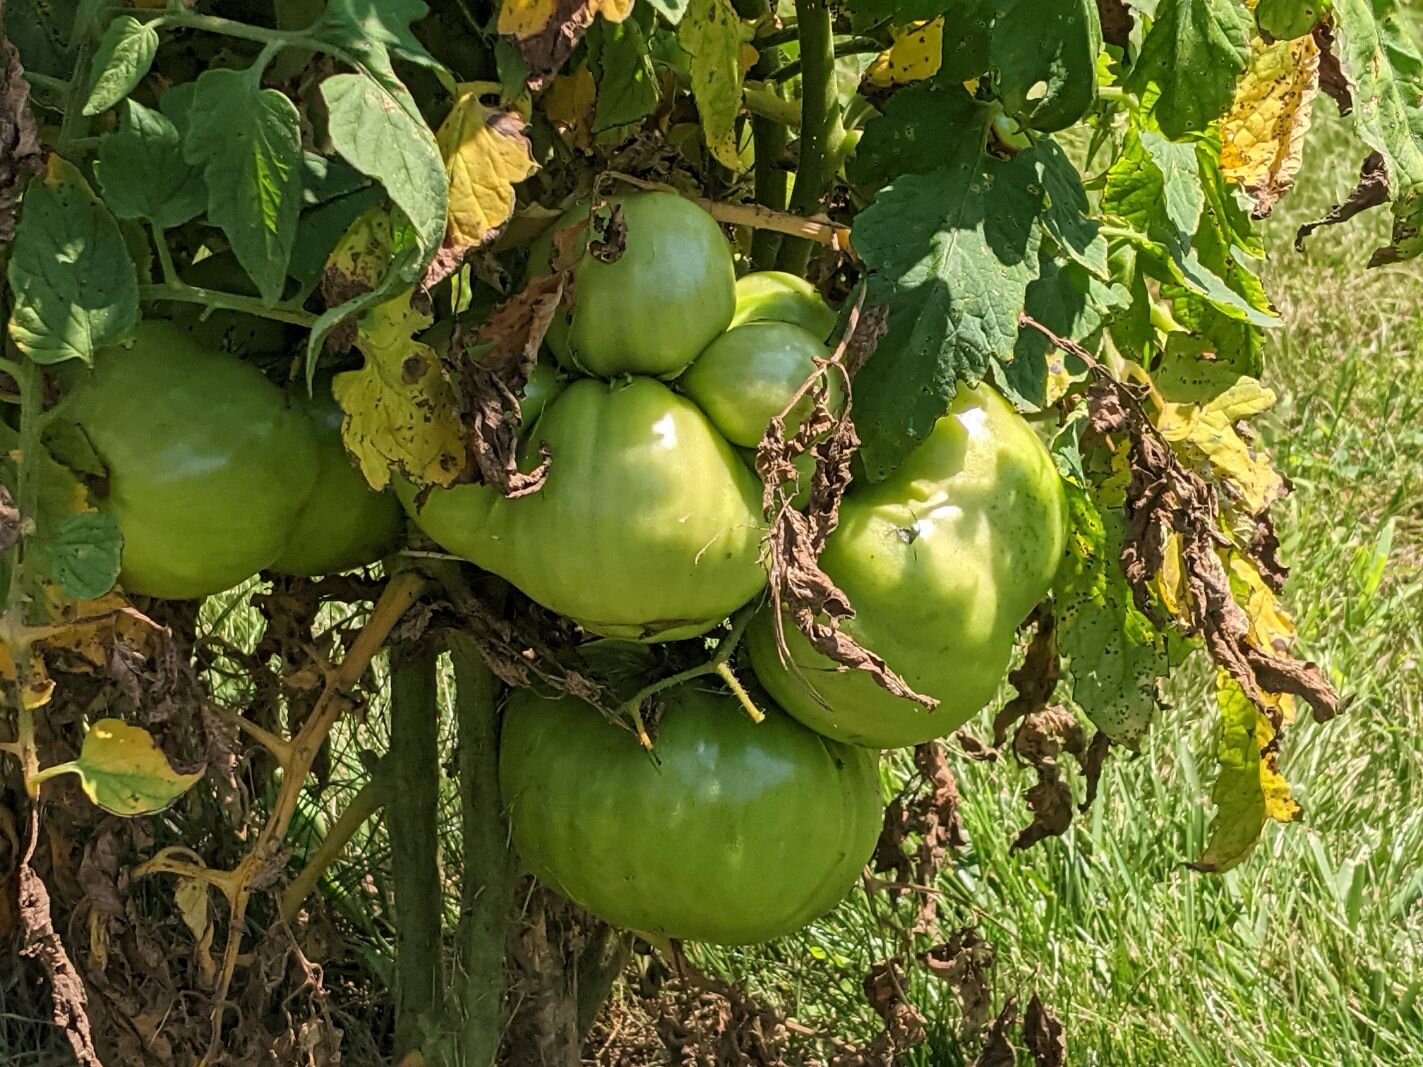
[32,510,122,600]
[848,80,993,187]
[309,0,450,96]
[1054,489,1167,749]
[938,0,1100,132]
[588,16,659,133]
[82,15,157,116]
[96,100,207,229]
[6,0,78,79]
[7,156,138,365]
[1126,0,1251,139]
[34,718,203,816]
[320,72,447,272]
[853,149,1045,479]
[645,0,690,24]
[1028,138,1108,277]
[183,67,303,305]
[1003,256,1125,408]
[680,0,744,167]
[1103,129,1203,249]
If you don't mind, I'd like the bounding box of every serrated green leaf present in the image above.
[35,718,202,816]
[7,156,138,365]
[1127,0,1251,139]
[680,0,744,168]
[96,100,207,229]
[82,15,157,116]
[183,68,302,305]
[588,16,659,133]
[1103,129,1203,248]
[309,0,450,96]
[1028,138,1108,277]
[320,72,446,269]
[34,510,122,600]
[848,79,993,187]
[938,0,1100,132]
[853,150,1044,480]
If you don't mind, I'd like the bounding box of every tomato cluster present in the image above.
[65,321,403,599]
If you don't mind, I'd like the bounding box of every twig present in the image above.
[278,770,389,922]
[777,0,841,275]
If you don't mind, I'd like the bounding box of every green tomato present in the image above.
[500,651,883,944]
[397,376,766,641]
[747,383,1067,748]
[268,377,406,576]
[680,321,841,448]
[729,271,837,341]
[536,192,736,379]
[66,322,319,599]
[520,358,566,430]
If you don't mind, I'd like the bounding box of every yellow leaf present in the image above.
[1192,673,1302,873]
[499,0,631,38]
[436,86,539,255]
[174,877,217,985]
[36,591,162,671]
[542,66,596,150]
[865,19,943,88]
[33,718,203,817]
[681,0,747,170]
[1154,531,1187,618]
[1219,33,1319,217]
[1227,553,1300,724]
[1156,377,1286,514]
[324,205,400,295]
[333,294,465,493]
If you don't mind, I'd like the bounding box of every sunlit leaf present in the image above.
[680,0,744,168]
[1219,34,1319,217]
[36,718,203,817]
[83,15,157,116]
[435,85,539,258]
[865,19,942,88]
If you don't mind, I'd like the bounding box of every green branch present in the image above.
[140,284,318,326]
[776,0,841,276]
[765,38,885,84]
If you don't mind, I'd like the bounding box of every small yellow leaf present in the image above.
[542,66,596,149]
[682,0,747,171]
[436,86,540,255]
[1156,376,1286,514]
[174,877,217,985]
[333,294,465,493]
[324,205,400,296]
[1219,33,1319,217]
[37,718,203,817]
[865,19,943,88]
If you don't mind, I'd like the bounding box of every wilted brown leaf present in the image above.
[0,25,43,245]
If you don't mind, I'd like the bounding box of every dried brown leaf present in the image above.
[1295,151,1389,253]
[873,742,965,932]
[1011,706,1087,850]
[923,928,996,1033]
[992,605,1059,748]
[1023,994,1067,1067]
[972,997,1019,1067]
[863,959,927,1051]
[0,29,43,246]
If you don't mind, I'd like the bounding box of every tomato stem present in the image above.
[776,0,841,276]
[139,283,318,326]
[278,769,388,923]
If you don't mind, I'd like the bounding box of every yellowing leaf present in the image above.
[866,19,943,88]
[1156,376,1286,514]
[174,877,217,985]
[33,718,203,817]
[436,86,539,255]
[36,591,162,671]
[543,66,596,149]
[333,294,465,493]
[681,0,746,170]
[1227,552,1300,724]
[1192,673,1302,873]
[497,0,632,83]
[1219,33,1319,217]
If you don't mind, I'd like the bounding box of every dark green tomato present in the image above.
[162,251,297,359]
[268,378,405,576]
[537,193,736,379]
[66,322,319,599]
[747,383,1067,748]
[500,661,883,944]
[729,271,837,341]
[680,321,841,448]
[397,376,766,641]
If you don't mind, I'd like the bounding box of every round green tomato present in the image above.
[500,655,883,944]
[520,358,566,430]
[730,271,837,341]
[268,377,405,576]
[536,193,736,378]
[163,251,297,359]
[748,383,1067,748]
[680,321,841,448]
[397,376,766,641]
[67,322,319,599]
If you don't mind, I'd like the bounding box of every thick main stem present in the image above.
[777,0,840,276]
[388,640,444,1059]
[449,632,516,1067]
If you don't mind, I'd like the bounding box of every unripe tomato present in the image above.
[65,322,319,599]
[500,653,883,944]
[397,376,766,641]
[268,378,405,576]
[537,192,736,379]
[519,358,566,430]
[680,321,840,448]
[747,383,1067,748]
[729,271,837,341]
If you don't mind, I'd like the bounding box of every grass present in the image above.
[695,105,1423,1065]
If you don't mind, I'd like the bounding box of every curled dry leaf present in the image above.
[757,298,935,710]
[446,273,564,497]
[1295,151,1389,254]
[1010,705,1090,851]
[497,0,634,88]
[1023,994,1067,1067]
[0,25,43,246]
[972,997,1019,1067]
[873,741,965,933]
[922,928,996,1033]
[991,605,1060,748]
[863,958,927,1051]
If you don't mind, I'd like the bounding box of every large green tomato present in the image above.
[729,271,837,341]
[680,321,840,448]
[66,322,319,599]
[538,192,735,379]
[268,378,405,576]
[747,383,1067,748]
[397,376,766,641]
[500,655,883,944]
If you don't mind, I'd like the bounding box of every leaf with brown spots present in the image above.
[497,0,634,88]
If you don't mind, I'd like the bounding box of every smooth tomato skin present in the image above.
[680,321,840,448]
[268,379,405,576]
[397,376,766,641]
[730,271,837,341]
[540,193,736,378]
[500,665,883,944]
[519,358,566,430]
[748,383,1067,748]
[67,322,319,599]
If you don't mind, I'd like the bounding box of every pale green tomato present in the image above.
[747,383,1067,748]
[730,271,837,341]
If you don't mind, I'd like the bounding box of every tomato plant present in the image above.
[729,270,838,339]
